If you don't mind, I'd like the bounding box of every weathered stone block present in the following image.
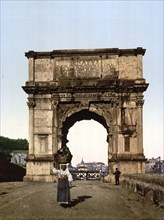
[35,59,53,81]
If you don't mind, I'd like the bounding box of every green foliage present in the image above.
[0,136,29,151]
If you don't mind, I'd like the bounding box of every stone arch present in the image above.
[23,47,149,182]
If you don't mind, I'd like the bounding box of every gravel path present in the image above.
[0,180,163,220]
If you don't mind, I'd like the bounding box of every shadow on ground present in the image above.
[61,195,92,208]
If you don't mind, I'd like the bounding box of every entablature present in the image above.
[22,78,149,95]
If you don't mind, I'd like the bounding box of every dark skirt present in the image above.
[57,178,70,204]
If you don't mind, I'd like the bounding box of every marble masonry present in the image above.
[22,47,149,182]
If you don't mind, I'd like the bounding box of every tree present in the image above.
[0,136,28,151]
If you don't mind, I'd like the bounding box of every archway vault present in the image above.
[61,109,109,148]
[23,47,149,182]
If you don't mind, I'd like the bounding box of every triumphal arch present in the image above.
[22,47,148,182]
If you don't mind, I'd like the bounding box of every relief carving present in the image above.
[56,59,101,79]
[103,64,117,78]
[56,58,119,80]
[90,103,112,125]
[27,98,36,109]
[74,60,100,78]
[58,103,80,126]
[80,100,90,108]
[51,100,59,110]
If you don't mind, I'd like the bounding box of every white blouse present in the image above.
[53,167,73,182]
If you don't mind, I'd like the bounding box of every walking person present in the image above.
[113,168,121,185]
[52,163,73,206]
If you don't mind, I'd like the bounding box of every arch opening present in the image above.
[67,119,108,166]
[61,109,109,166]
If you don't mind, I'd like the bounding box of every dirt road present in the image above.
[0,180,163,220]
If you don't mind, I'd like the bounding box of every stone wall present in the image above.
[121,174,164,208]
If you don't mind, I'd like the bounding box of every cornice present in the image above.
[109,153,146,162]
[22,79,149,94]
[25,47,146,59]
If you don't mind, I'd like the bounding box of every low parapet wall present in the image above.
[121,174,164,208]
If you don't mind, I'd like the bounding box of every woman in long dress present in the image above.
[53,164,73,205]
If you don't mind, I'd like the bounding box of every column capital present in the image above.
[51,100,59,109]
[136,99,144,107]
[27,98,36,109]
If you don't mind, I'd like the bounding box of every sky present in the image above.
[0,0,163,166]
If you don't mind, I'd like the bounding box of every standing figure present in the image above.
[113,168,121,185]
[52,164,73,205]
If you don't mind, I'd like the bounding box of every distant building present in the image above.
[10,153,27,166]
[145,157,164,173]
[71,159,108,180]
[76,158,108,172]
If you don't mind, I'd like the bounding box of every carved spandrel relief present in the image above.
[89,103,113,126]
[57,102,113,129]
[58,103,80,126]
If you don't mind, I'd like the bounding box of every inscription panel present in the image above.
[55,58,118,79]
